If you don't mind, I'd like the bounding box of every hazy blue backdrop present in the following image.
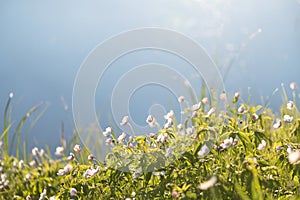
[0,0,299,152]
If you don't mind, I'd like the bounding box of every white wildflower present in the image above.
[178,96,185,103]
[39,189,47,200]
[164,110,174,120]
[55,146,64,156]
[120,116,129,126]
[283,115,293,123]
[288,150,300,164]
[220,138,233,149]
[198,176,217,190]
[202,97,209,104]
[273,120,282,129]
[157,133,168,143]
[117,132,126,143]
[206,108,215,117]
[198,145,210,157]
[257,140,266,150]
[70,188,77,196]
[103,127,112,137]
[32,147,39,157]
[73,144,81,153]
[290,82,297,90]
[287,101,294,110]
[146,115,156,127]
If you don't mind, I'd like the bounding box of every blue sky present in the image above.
[0,0,299,151]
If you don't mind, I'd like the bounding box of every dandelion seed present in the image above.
[70,188,77,196]
[290,82,297,90]
[120,116,129,126]
[198,176,217,190]
[287,101,294,110]
[178,96,185,103]
[55,146,64,156]
[288,150,300,164]
[73,144,81,153]
[198,145,210,157]
[67,153,75,161]
[283,115,293,123]
[103,127,112,137]
[202,97,209,104]
[206,107,215,117]
[117,132,126,143]
[273,120,282,129]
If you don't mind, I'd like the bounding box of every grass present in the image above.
[0,85,300,200]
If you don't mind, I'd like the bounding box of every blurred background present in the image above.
[0,0,299,152]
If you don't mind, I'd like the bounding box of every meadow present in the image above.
[0,83,300,200]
